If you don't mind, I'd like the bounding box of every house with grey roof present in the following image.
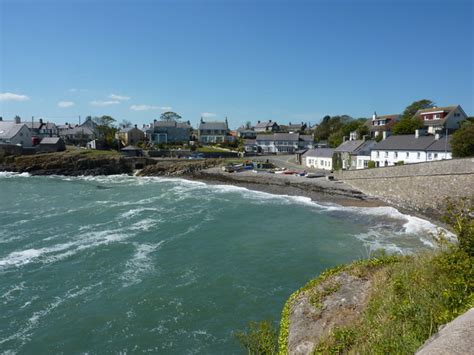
[334,136,367,170]
[236,127,257,139]
[0,117,33,147]
[303,148,335,170]
[198,118,230,144]
[254,120,279,133]
[370,130,451,167]
[255,133,313,154]
[366,112,401,138]
[38,137,66,153]
[148,120,192,144]
[414,105,467,134]
[25,118,59,138]
[116,125,145,146]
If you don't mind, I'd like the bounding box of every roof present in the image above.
[40,137,61,144]
[373,114,401,120]
[426,136,452,151]
[256,133,300,141]
[153,120,191,129]
[299,135,313,142]
[304,148,335,158]
[199,121,228,130]
[415,106,457,115]
[244,139,256,145]
[373,134,451,151]
[0,121,26,140]
[334,139,366,153]
[352,140,376,156]
[254,121,277,129]
[25,122,42,129]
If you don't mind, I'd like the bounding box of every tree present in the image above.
[392,99,434,135]
[160,111,182,121]
[451,121,474,157]
[245,121,252,129]
[93,115,117,148]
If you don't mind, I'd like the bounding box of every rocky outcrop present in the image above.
[137,159,224,176]
[286,271,374,354]
[0,152,133,176]
[416,308,474,355]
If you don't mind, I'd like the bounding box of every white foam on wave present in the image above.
[0,171,31,178]
[121,241,165,287]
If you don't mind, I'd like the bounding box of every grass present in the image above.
[196,146,230,153]
[315,247,473,354]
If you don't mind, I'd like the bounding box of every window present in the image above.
[434,153,438,158]
[428,153,432,159]
[364,160,368,168]
[384,151,388,158]
[417,152,420,159]
[320,160,324,165]
[395,152,398,158]
[434,114,440,119]
[406,152,409,158]
[376,151,379,158]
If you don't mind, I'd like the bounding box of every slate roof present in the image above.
[426,136,452,151]
[299,135,313,142]
[334,139,366,153]
[256,133,300,141]
[154,120,191,129]
[243,139,256,145]
[414,106,460,127]
[415,106,457,115]
[40,137,61,144]
[373,135,451,151]
[304,148,335,158]
[199,121,228,131]
[0,121,26,139]
[254,121,277,129]
[352,140,376,156]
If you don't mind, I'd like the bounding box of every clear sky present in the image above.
[0,0,472,129]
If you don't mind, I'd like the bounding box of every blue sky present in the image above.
[0,0,472,129]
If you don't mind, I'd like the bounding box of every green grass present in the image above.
[196,146,230,153]
[315,247,473,354]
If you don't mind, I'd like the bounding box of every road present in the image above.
[249,154,319,171]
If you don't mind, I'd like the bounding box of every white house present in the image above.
[414,105,467,134]
[367,112,401,138]
[0,117,33,147]
[370,130,452,167]
[303,148,334,170]
[254,133,313,154]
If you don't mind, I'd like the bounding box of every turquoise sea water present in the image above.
[0,173,439,353]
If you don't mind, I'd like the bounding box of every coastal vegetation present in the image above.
[451,120,474,157]
[391,99,433,135]
[237,198,473,354]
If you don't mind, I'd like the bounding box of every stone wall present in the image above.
[334,158,474,218]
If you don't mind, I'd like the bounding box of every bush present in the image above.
[235,320,278,354]
[394,160,405,166]
[444,197,474,256]
[367,160,376,169]
[451,123,474,157]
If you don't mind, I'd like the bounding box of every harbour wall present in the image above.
[334,158,474,218]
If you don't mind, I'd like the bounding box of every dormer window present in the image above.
[434,114,440,119]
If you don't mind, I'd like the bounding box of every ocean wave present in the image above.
[121,241,165,287]
[0,171,31,178]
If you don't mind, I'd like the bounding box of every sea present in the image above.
[0,172,442,353]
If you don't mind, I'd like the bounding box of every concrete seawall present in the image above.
[334,158,474,219]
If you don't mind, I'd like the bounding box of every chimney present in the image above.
[39,118,43,124]
[343,136,347,142]
[372,111,377,121]
[382,131,388,140]
[415,129,420,138]
[363,135,368,141]
[14,116,21,124]
[269,120,272,123]
[0,117,3,121]
[258,120,260,124]
[134,124,137,128]
[154,119,157,123]
[289,122,292,125]
[435,133,440,140]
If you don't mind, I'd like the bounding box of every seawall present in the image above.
[334,158,474,219]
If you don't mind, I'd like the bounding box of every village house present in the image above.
[58,117,99,145]
[370,130,452,167]
[0,117,33,147]
[303,148,334,170]
[116,125,145,146]
[367,112,401,138]
[198,118,231,144]
[253,133,313,154]
[254,120,279,133]
[236,127,257,139]
[414,105,467,134]
[286,122,307,133]
[333,132,373,170]
[146,120,192,144]
[38,137,66,153]
[25,118,59,139]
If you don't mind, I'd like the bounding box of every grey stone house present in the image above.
[198,118,230,144]
[148,120,192,144]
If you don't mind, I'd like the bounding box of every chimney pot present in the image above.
[435,133,440,140]
[14,116,21,124]
[415,129,420,138]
